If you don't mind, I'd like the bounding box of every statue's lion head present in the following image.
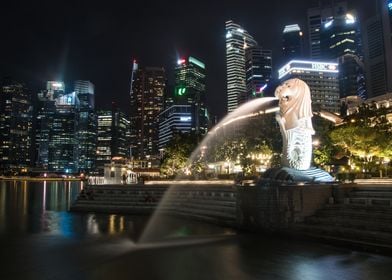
[275,78,314,131]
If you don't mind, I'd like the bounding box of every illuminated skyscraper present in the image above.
[48,91,79,173]
[226,20,257,112]
[244,46,272,103]
[35,81,64,169]
[158,56,207,148]
[307,1,348,59]
[96,106,130,171]
[0,79,32,173]
[174,56,208,134]
[74,80,97,172]
[282,24,304,61]
[278,60,340,113]
[130,62,165,159]
[363,0,392,98]
[321,12,366,99]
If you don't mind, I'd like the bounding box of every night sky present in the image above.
[1,0,376,119]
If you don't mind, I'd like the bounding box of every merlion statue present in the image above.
[275,78,315,170]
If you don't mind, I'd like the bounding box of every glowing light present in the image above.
[345,13,355,24]
[189,56,205,69]
[177,59,186,65]
[278,60,339,79]
[324,20,333,28]
[176,87,186,96]
[237,28,244,33]
[226,31,232,38]
[180,116,191,122]
[283,24,301,33]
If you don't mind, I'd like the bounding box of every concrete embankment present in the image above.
[70,184,238,227]
[70,181,392,254]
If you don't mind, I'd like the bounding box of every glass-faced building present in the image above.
[278,60,340,113]
[0,79,32,173]
[174,56,208,135]
[226,20,257,112]
[74,80,97,172]
[244,46,272,102]
[96,107,130,172]
[130,62,165,159]
[282,24,304,61]
[320,12,366,99]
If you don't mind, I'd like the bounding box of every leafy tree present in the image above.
[160,132,200,176]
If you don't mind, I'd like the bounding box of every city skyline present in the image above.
[0,0,375,119]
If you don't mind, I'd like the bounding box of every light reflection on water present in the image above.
[1,181,392,280]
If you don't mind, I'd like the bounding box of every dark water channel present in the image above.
[0,181,391,280]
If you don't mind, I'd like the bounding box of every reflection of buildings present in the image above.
[363,0,392,98]
[96,106,130,172]
[278,60,340,113]
[0,79,32,172]
[226,20,257,112]
[130,61,166,159]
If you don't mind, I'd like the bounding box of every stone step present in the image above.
[324,204,392,216]
[293,224,392,246]
[315,209,392,222]
[349,191,392,198]
[164,203,236,214]
[161,206,237,221]
[305,216,392,233]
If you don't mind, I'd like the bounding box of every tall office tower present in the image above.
[74,80,97,172]
[307,1,348,59]
[96,106,130,171]
[243,46,272,103]
[48,91,79,173]
[158,105,193,149]
[0,79,32,172]
[226,20,257,112]
[174,56,208,134]
[321,12,366,99]
[130,62,165,159]
[363,0,392,98]
[282,24,304,61]
[35,81,64,170]
[278,60,340,113]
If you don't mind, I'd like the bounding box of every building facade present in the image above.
[130,62,165,159]
[282,24,304,61]
[96,107,130,172]
[278,60,340,113]
[174,56,208,135]
[307,1,348,59]
[244,46,272,102]
[0,79,32,173]
[363,0,392,98]
[320,12,366,99]
[226,20,257,112]
[74,80,97,172]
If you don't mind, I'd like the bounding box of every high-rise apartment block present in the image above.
[130,61,165,159]
[0,79,32,173]
[226,20,257,112]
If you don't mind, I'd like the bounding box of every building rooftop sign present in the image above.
[278,60,339,79]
